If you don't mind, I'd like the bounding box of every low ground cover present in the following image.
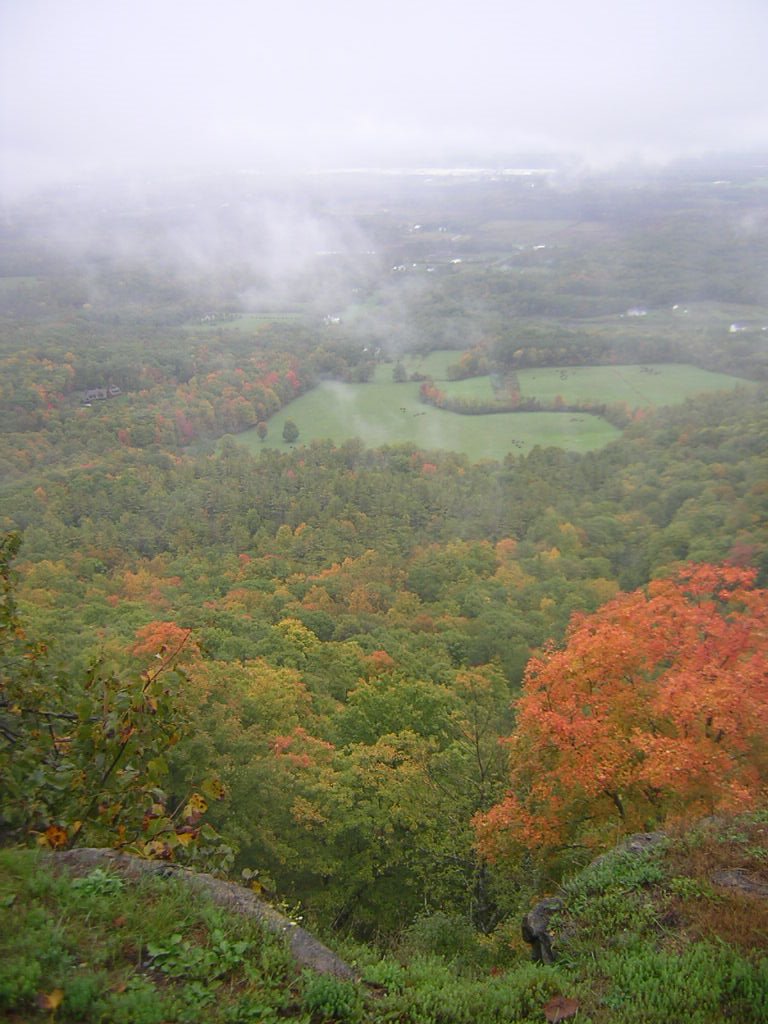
[2,813,766,1023]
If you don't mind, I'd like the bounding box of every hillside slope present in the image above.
[1,812,766,1023]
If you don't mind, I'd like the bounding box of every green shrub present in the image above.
[399,912,481,965]
[70,867,125,899]
[557,847,666,941]
[301,971,363,1023]
[101,979,171,1024]
[386,955,571,1024]
[597,942,768,1024]
[361,957,408,992]
[562,847,666,899]
[0,954,43,1009]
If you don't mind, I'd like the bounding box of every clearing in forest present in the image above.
[236,361,749,461]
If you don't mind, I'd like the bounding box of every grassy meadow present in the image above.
[235,358,750,462]
[194,312,305,330]
[443,363,748,407]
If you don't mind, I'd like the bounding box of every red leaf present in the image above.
[543,995,579,1022]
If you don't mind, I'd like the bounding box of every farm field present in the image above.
[443,362,750,407]
[194,311,305,330]
[586,300,768,333]
[236,378,620,460]
[237,360,750,461]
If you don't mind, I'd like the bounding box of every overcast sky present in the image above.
[1,0,767,195]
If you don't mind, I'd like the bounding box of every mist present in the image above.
[2,0,767,197]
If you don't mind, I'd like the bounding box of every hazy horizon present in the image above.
[2,0,768,198]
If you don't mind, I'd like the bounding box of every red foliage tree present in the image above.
[474,565,768,864]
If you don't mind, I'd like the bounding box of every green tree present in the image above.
[0,534,227,863]
[282,420,299,444]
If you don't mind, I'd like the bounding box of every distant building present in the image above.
[82,385,121,403]
[83,388,108,402]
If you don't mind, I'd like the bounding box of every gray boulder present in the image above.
[522,897,563,964]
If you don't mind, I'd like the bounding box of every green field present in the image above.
[236,360,751,462]
[193,312,305,330]
[443,362,748,407]
[237,378,620,460]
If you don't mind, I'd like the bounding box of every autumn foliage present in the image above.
[474,565,768,864]
[0,536,226,861]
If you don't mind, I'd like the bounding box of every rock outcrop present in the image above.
[522,831,666,963]
[711,868,768,899]
[521,897,563,964]
[52,848,356,980]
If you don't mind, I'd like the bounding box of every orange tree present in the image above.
[473,564,768,870]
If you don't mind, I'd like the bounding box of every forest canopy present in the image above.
[1,166,767,947]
